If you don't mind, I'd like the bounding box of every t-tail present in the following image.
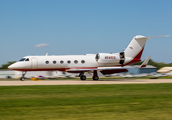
[120,35,170,66]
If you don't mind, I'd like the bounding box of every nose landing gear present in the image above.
[20,72,27,81]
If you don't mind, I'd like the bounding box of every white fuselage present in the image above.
[8,53,133,72]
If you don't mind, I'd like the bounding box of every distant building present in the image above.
[127,65,157,75]
[0,69,20,79]
[157,67,172,73]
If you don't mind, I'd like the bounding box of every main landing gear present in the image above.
[80,75,86,80]
[20,72,27,81]
[79,72,86,80]
[92,70,99,80]
[79,71,99,81]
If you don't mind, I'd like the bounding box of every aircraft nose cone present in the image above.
[8,63,18,70]
[8,64,14,69]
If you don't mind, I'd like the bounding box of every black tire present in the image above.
[93,76,99,81]
[80,75,86,80]
[20,77,25,81]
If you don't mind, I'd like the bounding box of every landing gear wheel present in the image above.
[20,72,27,81]
[80,75,86,81]
[93,76,99,81]
[20,77,25,81]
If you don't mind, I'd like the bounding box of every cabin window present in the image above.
[53,61,56,64]
[60,60,64,64]
[74,60,78,64]
[81,60,85,64]
[67,60,71,64]
[45,61,49,64]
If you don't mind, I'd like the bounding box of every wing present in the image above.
[66,56,151,75]
[66,67,129,75]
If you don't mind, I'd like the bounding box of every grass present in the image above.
[1,84,172,120]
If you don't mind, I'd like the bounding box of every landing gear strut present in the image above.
[20,72,27,81]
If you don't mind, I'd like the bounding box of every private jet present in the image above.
[8,35,169,81]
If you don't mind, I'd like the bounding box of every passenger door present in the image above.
[31,58,38,69]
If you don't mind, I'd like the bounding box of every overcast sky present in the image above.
[0,0,172,65]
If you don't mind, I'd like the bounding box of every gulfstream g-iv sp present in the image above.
[8,35,169,81]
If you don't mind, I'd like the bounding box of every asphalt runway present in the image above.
[0,79,172,86]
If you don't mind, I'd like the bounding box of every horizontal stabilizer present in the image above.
[135,35,170,40]
[138,56,151,68]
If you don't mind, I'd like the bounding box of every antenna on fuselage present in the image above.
[45,53,48,56]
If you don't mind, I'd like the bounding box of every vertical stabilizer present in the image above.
[123,35,169,65]
[124,35,147,60]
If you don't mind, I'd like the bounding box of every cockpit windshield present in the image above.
[25,58,29,61]
[19,58,26,61]
[19,58,29,62]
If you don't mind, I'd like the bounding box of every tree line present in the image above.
[0,61,16,69]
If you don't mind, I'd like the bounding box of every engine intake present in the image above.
[119,52,125,65]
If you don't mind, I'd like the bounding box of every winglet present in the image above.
[139,56,151,68]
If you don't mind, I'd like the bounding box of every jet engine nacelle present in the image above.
[95,53,120,64]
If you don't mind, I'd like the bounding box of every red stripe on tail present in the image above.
[125,48,144,65]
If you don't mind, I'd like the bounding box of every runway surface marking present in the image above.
[1,79,172,86]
